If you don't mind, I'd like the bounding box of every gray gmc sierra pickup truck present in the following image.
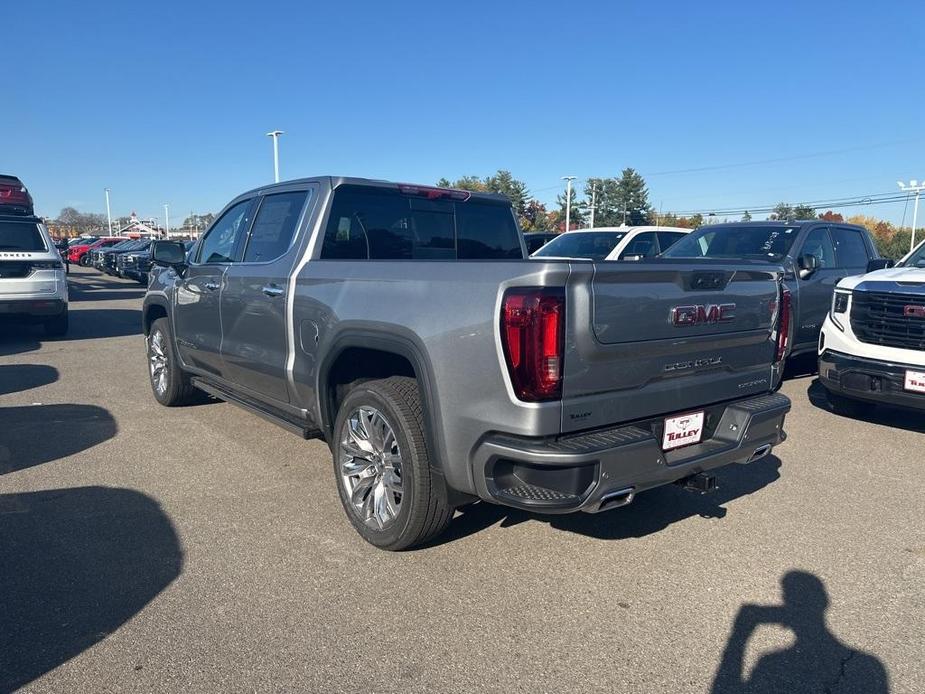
[143,177,791,550]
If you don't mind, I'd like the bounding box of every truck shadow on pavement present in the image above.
[0,307,142,344]
[0,364,59,396]
[806,378,925,434]
[436,455,781,545]
[0,404,116,475]
[0,486,183,692]
[711,570,888,693]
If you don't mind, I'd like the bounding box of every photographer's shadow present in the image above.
[712,571,888,693]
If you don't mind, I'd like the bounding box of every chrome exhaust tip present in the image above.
[749,444,772,463]
[598,487,635,511]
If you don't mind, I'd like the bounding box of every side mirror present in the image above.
[152,240,188,269]
[798,253,819,279]
[866,258,894,272]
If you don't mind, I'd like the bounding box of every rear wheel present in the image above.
[332,376,454,550]
[43,308,68,337]
[826,389,873,418]
[78,254,90,267]
[147,317,198,406]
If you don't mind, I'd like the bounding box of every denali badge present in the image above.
[903,305,925,318]
[664,356,722,372]
[671,303,736,326]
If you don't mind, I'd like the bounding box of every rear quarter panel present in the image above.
[292,259,571,494]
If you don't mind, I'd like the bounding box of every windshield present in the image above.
[0,221,46,251]
[899,240,925,268]
[662,225,799,260]
[532,231,626,260]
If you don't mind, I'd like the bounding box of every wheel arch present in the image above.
[318,329,446,472]
[142,296,170,336]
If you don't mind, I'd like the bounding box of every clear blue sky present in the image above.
[5,1,924,224]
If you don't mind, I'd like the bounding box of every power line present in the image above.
[669,192,912,218]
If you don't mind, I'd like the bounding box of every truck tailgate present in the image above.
[562,260,783,433]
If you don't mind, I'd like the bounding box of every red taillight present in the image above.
[500,288,564,401]
[776,287,792,362]
[398,184,471,201]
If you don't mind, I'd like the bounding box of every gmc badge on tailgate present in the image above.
[671,303,736,326]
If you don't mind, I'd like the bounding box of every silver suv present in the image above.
[0,214,69,336]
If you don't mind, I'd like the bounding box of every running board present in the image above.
[190,376,321,440]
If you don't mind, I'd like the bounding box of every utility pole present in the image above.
[267,130,284,183]
[562,176,576,232]
[898,180,925,251]
[104,188,112,235]
[163,204,170,238]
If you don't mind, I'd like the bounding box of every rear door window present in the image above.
[320,186,521,260]
[0,221,46,251]
[243,191,308,263]
[831,226,870,269]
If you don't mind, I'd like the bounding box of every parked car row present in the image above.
[81,237,193,284]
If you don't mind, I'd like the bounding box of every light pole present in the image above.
[163,203,170,238]
[898,180,925,252]
[562,176,576,232]
[266,130,284,183]
[104,188,112,235]
[588,183,598,229]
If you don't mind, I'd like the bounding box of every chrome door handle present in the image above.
[262,284,285,297]
[204,281,220,291]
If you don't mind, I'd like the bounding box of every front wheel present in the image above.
[78,254,90,267]
[147,318,198,406]
[332,377,454,550]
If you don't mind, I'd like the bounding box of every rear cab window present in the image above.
[0,220,46,252]
[532,232,626,260]
[320,185,522,260]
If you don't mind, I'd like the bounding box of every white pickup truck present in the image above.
[819,240,925,415]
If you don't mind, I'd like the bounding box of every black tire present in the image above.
[43,308,68,337]
[147,317,198,406]
[826,389,873,418]
[332,376,454,550]
[78,254,90,267]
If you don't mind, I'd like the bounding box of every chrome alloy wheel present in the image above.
[339,406,404,529]
[148,330,168,395]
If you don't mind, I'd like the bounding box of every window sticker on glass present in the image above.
[336,217,351,241]
[761,231,780,253]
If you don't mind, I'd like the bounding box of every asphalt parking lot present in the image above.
[1,266,923,693]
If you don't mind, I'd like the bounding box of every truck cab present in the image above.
[819,239,925,414]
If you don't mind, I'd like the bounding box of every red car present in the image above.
[69,237,125,266]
